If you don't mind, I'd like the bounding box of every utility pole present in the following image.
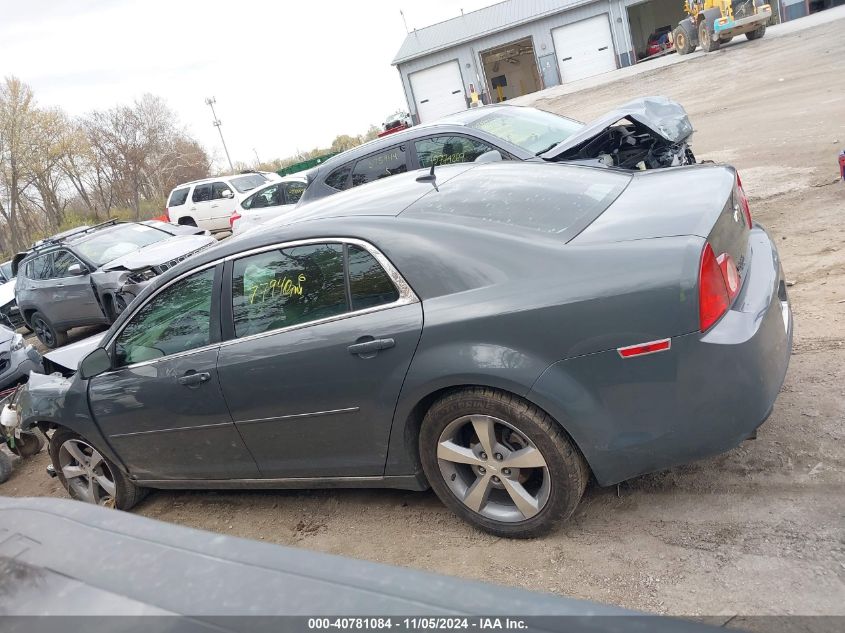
[205,97,234,173]
[252,148,261,166]
[400,9,409,34]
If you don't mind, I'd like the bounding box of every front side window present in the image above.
[243,184,281,210]
[192,184,212,202]
[168,188,190,208]
[324,165,352,191]
[351,146,407,188]
[232,244,346,338]
[114,267,215,366]
[283,181,306,205]
[52,250,85,278]
[211,182,233,200]
[415,136,497,167]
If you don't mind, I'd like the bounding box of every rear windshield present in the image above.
[403,163,629,236]
[230,174,268,193]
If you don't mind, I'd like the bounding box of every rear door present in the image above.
[216,240,423,478]
[188,183,215,231]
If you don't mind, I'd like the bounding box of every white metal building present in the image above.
[392,0,687,124]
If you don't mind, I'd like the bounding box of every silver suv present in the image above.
[15,220,215,348]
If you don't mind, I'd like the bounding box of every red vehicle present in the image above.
[645,26,674,57]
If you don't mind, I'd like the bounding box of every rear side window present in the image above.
[231,244,347,338]
[415,136,497,167]
[168,188,189,208]
[26,254,53,280]
[324,165,352,191]
[347,245,399,310]
[192,184,212,202]
[351,146,407,188]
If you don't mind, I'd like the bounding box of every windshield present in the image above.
[229,174,268,193]
[467,108,583,155]
[0,261,12,280]
[74,224,170,265]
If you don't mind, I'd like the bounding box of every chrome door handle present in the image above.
[347,338,395,356]
[178,371,210,386]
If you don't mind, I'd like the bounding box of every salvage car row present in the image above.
[0,97,792,538]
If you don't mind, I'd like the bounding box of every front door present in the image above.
[216,241,423,478]
[50,249,105,327]
[88,266,260,480]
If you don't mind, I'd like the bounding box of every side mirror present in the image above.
[79,347,111,380]
[474,150,503,164]
[221,189,234,199]
[67,263,86,276]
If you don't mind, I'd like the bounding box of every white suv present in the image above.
[165,172,281,233]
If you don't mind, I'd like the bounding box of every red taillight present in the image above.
[716,253,740,299]
[736,173,752,229]
[229,211,242,228]
[699,243,730,332]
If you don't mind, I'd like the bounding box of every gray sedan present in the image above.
[7,160,791,537]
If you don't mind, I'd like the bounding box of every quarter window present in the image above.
[232,244,347,338]
[325,165,352,191]
[348,246,399,310]
[192,184,212,203]
[351,146,407,188]
[415,136,497,167]
[168,188,190,208]
[114,268,215,366]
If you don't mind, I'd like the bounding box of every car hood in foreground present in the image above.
[540,96,693,160]
[100,234,216,272]
[0,278,15,309]
[43,331,105,374]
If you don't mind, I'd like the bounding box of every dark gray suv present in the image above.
[15,220,215,348]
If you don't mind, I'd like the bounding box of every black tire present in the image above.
[49,428,146,510]
[30,311,67,349]
[420,388,588,538]
[673,26,695,55]
[8,429,46,458]
[746,24,766,40]
[699,20,721,52]
[0,451,11,484]
[178,217,198,227]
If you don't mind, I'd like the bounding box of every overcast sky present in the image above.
[0,0,500,169]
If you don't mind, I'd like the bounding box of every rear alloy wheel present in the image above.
[699,21,721,52]
[420,388,588,538]
[50,429,145,510]
[30,311,67,349]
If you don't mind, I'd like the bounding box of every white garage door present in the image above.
[552,15,617,83]
[409,61,467,123]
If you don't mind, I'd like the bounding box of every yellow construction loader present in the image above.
[673,0,772,54]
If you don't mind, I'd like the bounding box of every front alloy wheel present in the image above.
[58,438,117,506]
[437,415,550,522]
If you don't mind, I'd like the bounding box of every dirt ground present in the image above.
[2,18,844,623]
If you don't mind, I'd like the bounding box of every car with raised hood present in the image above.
[297,96,696,206]
[5,160,791,537]
[229,174,308,237]
[13,219,216,349]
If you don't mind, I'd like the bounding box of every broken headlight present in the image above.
[10,333,25,352]
[127,267,157,284]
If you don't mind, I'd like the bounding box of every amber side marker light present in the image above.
[617,338,671,358]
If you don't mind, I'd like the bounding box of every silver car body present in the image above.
[0,325,41,390]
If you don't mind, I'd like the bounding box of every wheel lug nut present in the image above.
[479,452,487,460]
[479,467,486,474]
[502,468,511,475]
[494,453,503,461]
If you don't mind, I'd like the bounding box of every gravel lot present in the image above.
[2,16,844,624]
